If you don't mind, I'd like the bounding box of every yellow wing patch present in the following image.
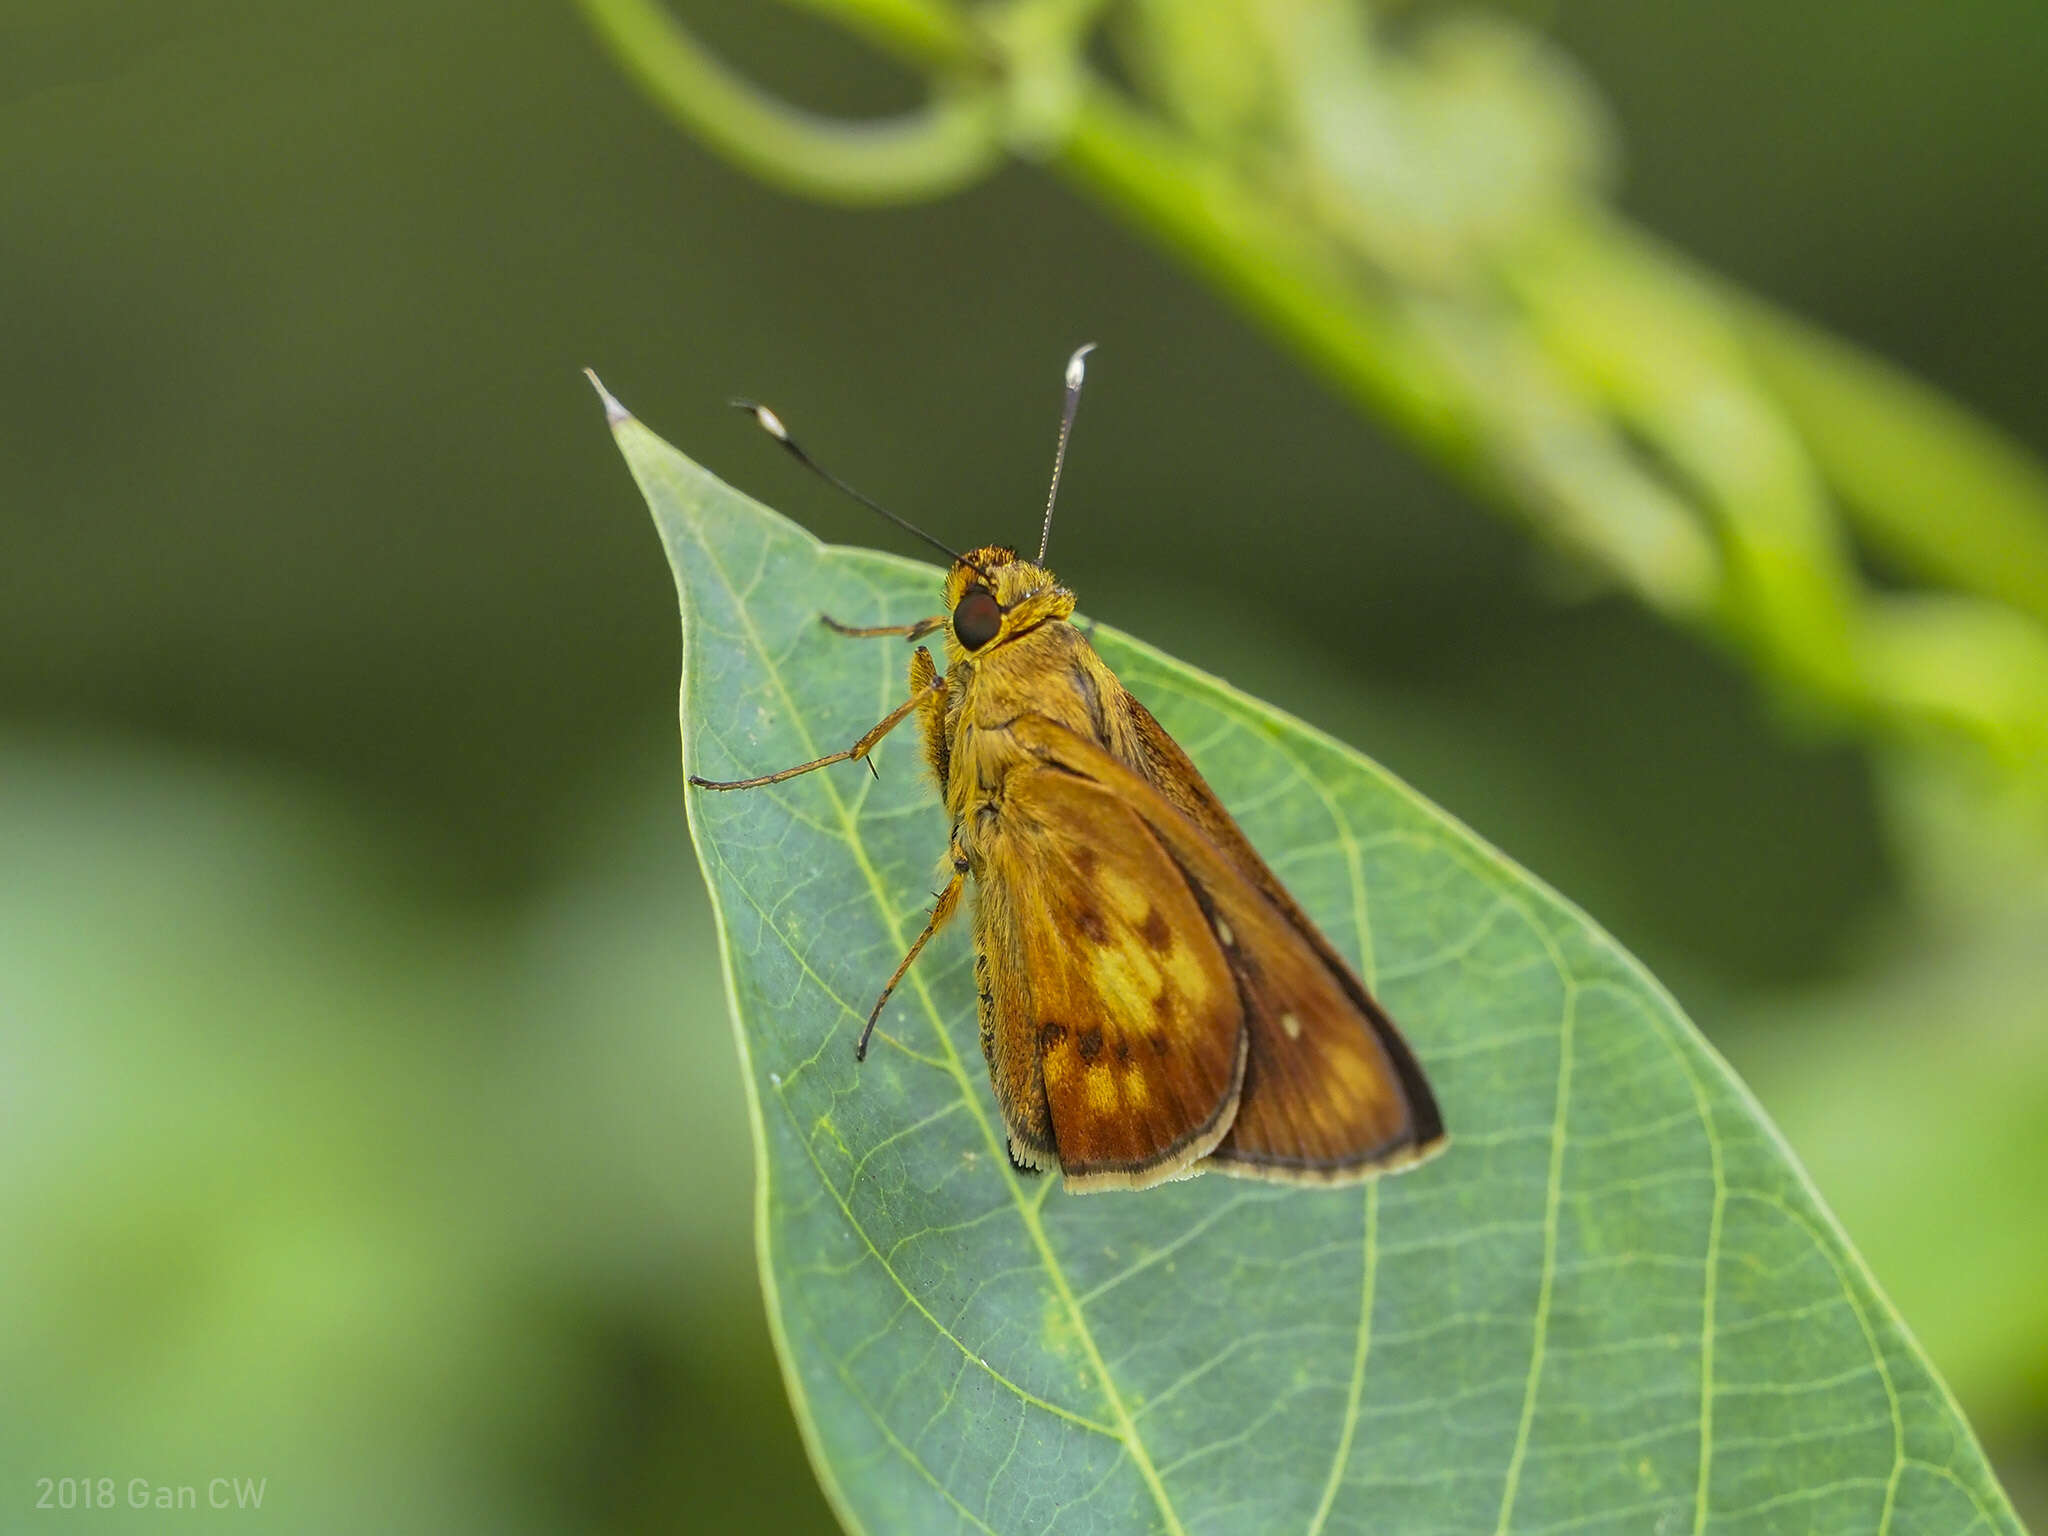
[975,761,1248,1191]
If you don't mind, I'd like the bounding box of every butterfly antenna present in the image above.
[1037,342,1095,563]
[732,399,983,576]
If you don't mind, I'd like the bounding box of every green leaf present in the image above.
[595,380,2023,1536]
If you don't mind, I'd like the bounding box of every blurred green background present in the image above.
[4,1,2045,1530]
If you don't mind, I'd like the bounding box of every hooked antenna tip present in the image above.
[729,399,791,442]
[1065,342,1096,391]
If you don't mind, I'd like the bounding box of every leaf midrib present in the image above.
[684,515,1194,1536]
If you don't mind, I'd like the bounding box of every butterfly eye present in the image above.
[952,587,1002,650]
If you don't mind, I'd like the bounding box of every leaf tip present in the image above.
[583,368,633,427]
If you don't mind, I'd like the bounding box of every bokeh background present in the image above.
[4,2,2044,1531]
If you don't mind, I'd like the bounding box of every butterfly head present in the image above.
[943,546,1075,660]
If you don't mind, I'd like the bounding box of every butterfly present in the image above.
[691,347,1445,1192]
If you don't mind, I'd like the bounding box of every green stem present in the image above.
[579,0,2048,788]
[775,0,982,71]
[1730,294,2048,632]
[1058,86,1471,466]
[1503,218,1866,702]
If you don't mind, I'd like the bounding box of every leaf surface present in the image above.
[598,384,2022,1536]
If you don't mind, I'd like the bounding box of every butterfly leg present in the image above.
[820,613,946,641]
[856,851,968,1061]
[688,676,945,790]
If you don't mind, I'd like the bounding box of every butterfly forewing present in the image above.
[977,758,1248,1190]
[1002,714,1444,1184]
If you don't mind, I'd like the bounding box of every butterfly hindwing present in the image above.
[1188,852,1435,1180]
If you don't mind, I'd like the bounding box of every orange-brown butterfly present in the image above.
[692,347,1445,1192]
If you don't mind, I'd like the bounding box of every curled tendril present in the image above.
[577,0,1005,205]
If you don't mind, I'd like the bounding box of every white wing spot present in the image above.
[1214,918,1235,947]
[1281,1013,1302,1040]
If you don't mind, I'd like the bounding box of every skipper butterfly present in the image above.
[691,348,1445,1192]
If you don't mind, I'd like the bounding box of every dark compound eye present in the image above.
[952,586,1002,650]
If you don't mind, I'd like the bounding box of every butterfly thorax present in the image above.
[930,549,1143,869]
[944,623,1137,833]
